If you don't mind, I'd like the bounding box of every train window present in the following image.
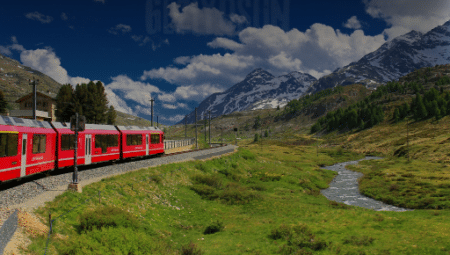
[151,134,160,144]
[95,135,118,153]
[0,133,18,157]
[61,134,75,150]
[32,134,46,154]
[126,134,142,146]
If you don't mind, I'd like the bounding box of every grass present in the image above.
[23,142,450,254]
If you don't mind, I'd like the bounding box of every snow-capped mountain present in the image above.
[179,68,317,124]
[308,19,450,93]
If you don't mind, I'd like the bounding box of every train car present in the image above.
[84,124,120,164]
[50,122,86,168]
[0,116,56,182]
[116,125,164,159]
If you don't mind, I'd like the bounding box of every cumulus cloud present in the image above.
[344,16,362,29]
[108,24,132,35]
[167,2,246,35]
[141,22,386,97]
[0,36,25,56]
[364,0,450,40]
[105,88,134,114]
[159,114,185,122]
[131,35,169,50]
[162,103,189,109]
[25,12,53,24]
[105,75,161,106]
[61,13,68,21]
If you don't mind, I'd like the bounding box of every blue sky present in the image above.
[1,0,450,125]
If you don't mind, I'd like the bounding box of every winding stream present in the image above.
[320,156,412,212]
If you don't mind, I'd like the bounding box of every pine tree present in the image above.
[0,89,7,114]
[393,108,400,123]
[107,105,117,125]
[55,84,74,122]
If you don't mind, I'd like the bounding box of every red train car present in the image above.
[0,116,56,182]
[50,121,85,168]
[84,124,120,164]
[116,125,164,159]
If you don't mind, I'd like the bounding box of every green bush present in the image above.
[77,206,140,233]
[180,241,203,255]
[204,220,224,234]
[59,227,169,255]
[190,184,218,199]
[219,183,259,205]
[191,174,222,188]
[254,133,260,142]
[239,149,256,160]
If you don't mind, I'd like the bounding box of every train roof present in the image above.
[52,122,118,131]
[0,116,53,129]
[115,125,162,132]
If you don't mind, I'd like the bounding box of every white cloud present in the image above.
[364,0,450,40]
[230,14,247,24]
[207,37,244,51]
[167,2,243,36]
[158,93,176,102]
[174,84,223,102]
[268,51,302,71]
[108,24,132,35]
[105,75,161,106]
[160,114,185,122]
[162,103,189,109]
[105,88,134,114]
[25,12,53,24]
[142,23,386,91]
[61,12,68,21]
[344,16,362,29]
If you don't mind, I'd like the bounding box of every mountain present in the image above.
[179,68,317,124]
[307,20,450,93]
[0,53,62,108]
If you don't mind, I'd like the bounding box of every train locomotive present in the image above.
[0,115,164,183]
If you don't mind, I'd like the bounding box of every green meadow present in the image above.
[23,140,450,255]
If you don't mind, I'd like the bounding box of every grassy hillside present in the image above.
[23,143,450,255]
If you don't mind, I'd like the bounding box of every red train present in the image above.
[0,116,164,183]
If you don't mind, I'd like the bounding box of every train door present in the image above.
[85,134,92,165]
[145,134,149,155]
[20,134,27,177]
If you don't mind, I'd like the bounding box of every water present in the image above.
[320,156,412,212]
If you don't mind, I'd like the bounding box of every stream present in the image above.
[320,156,412,212]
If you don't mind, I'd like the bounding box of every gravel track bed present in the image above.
[0,145,237,225]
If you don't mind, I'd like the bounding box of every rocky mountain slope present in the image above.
[308,20,450,93]
[180,68,317,124]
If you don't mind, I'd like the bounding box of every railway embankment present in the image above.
[0,144,237,254]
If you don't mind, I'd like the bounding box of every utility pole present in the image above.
[195,108,198,149]
[407,118,410,162]
[69,113,85,192]
[150,98,154,126]
[209,110,211,147]
[185,115,187,139]
[204,113,207,143]
[29,77,39,120]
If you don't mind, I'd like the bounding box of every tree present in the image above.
[393,108,400,123]
[0,89,7,114]
[254,133,259,142]
[107,105,117,125]
[55,84,74,122]
[253,116,261,130]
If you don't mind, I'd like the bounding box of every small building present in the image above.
[10,91,57,121]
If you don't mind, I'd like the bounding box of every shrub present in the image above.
[204,220,224,234]
[254,133,260,142]
[77,206,140,233]
[191,174,222,188]
[190,184,218,199]
[343,235,375,246]
[239,149,256,160]
[219,183,259,205]
[181,241,202,255]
